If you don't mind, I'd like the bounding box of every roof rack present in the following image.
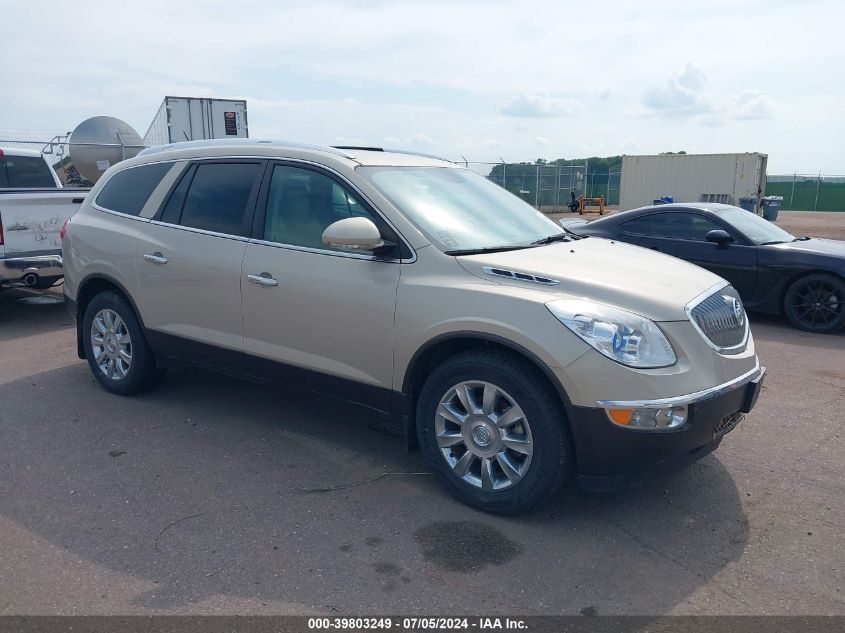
[138,139,357,159]
[332,145,384,152]
[383,148,454,163]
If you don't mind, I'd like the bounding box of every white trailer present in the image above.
[619,153,768,212]
[143,97,248,146]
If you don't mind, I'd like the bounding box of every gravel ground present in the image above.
[0,214,843,616]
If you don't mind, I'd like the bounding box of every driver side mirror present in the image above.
[706,229,734,247]
[322,217,392,253]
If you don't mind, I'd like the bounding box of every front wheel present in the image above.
[784,273,845,333]
[417,350,573,514]
[82,291,163,395]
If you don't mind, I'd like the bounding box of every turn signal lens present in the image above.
[607,409,632,425]
[605,405,688,430]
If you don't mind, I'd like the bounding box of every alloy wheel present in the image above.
[789,279,843,329]
[435,380,533,491]
[90,308,133,381]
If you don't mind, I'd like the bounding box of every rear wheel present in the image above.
[417,350,572,514]
[784,273,845,333]
[82,291,163,395]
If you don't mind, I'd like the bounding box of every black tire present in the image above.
[783,273,845,333]
[416,349,573,515]
[33,276,61,290]
[82,290,163,395]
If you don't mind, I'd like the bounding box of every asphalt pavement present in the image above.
[0,282,842,616]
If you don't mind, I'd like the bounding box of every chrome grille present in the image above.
[686,284,748,353]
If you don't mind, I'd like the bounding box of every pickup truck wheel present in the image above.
[82,291,163,395]
[417,350,572,515]
[784,273,845,333]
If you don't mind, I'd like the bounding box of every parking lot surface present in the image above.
[1,214,843,616]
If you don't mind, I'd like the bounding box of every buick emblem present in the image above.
[727,296,745,326]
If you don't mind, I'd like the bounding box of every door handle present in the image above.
[247,273,278,287]
[143,252,168,265]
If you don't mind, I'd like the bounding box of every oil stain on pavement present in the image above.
[414,521,523,573]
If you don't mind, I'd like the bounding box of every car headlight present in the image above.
[546,299,677,368]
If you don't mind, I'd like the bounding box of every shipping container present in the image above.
[619,153,768,212]
[143,97,248,146]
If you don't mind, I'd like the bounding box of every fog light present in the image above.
[605,405,688,429]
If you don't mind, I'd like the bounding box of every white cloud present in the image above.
[1,0,842,171]
[500,93,581,118]
[731,90,775,120]
[535,136,551,146]
[644,65,776,124]
[643,64,714,117]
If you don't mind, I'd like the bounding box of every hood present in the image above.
[456,238,724,321]
[768,237,845,260]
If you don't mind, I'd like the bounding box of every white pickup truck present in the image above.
[0,147,89,289]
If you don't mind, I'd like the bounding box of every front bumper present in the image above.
[568,364,765,491]
[0,254,63,283]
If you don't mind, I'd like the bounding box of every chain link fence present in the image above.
[2,134,839,212]
[766,174,845,211]
[457,160,621,212]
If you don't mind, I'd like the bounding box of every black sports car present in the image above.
[562,203,845,333]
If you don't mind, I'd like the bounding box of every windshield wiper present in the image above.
[444,244,536,256]
[794,236,811,241]
[759,240,787,245]
[531,233,574,245]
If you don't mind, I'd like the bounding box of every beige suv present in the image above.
[62,140,764,514]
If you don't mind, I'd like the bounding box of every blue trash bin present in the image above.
[761,196,783,221]
[738,197,756,212]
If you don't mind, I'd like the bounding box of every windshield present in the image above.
[357,166,563,252]
[718,207,796,244]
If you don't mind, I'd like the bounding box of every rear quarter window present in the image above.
[95,162,173,216]
[620,216,651,235]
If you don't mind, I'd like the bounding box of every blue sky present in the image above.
[2,0,843,173]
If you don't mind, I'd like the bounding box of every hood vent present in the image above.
[483,267,560,286]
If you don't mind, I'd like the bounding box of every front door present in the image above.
[241,163,402,411]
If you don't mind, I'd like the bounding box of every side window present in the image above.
[95,162,173,216]
[620,216,650,235]
[0,155,57,188]
[262,165,382,251]
[648,213,723,241]
[177,162,261,236]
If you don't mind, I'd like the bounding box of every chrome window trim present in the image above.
[94,153,416,261]
[597,361,764,409]
[247,238,404,263]
[684,280,750,354]
[147,219,251,242]
[90,202,153,223]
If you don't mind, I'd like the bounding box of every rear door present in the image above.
[622,211,758,298]
[134,160,264,369]
[240,162,402,410]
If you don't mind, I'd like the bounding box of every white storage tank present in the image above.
[620,152,768,211]
[143,97,248,146]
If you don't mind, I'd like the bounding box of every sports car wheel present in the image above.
[784,273,845,333]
